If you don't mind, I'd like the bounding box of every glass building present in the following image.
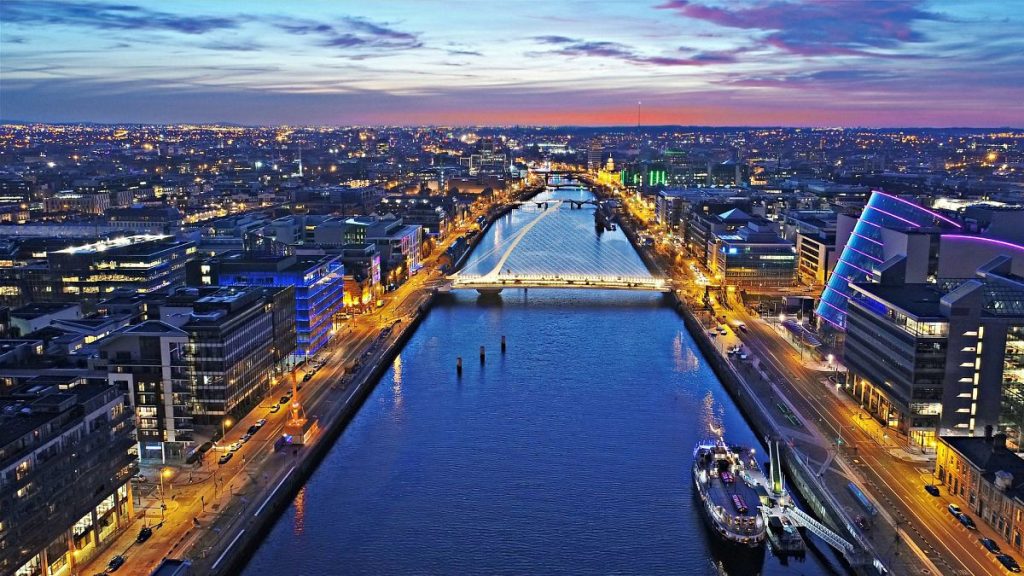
[816,191,961,330]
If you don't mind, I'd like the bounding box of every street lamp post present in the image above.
[159,467,173,520]
[221,418,232,442]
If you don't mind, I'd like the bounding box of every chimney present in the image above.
[993,433,1008,451]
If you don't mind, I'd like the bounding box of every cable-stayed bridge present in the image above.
[447,201,670,294]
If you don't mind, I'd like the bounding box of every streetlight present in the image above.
[159,467,173,518]
[222,418,233,442]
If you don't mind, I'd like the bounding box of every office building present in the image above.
[36,235,195,302]
[713,220,797,288]
[187,251,341,358]
[180,287,282,422]
[99,321,192,461]
[0,378,136,576]
[845,254,1024,447]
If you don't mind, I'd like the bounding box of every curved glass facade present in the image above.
[816,191,960,330]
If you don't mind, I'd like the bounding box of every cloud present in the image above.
[273,16,422,52]
[199,40,263,52]
[532,35,732,66]
[1,0,243,35]
[657,0,942,56]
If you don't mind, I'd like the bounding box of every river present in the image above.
[241,185,843,575]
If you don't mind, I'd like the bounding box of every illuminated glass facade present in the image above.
[816,191,961,330]
[191,252,345,358]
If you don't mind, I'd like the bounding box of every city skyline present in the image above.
[2,0,1023,127]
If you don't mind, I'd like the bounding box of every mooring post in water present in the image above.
[480,345,486,364]
[457,357,463,376]
[501,335,507,353]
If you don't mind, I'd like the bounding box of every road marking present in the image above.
[211,528,245,571]
[254,466,295,517]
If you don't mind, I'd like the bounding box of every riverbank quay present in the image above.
[76,189,526,576]
[585,180,934,576]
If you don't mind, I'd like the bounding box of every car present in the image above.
[247,424,260,435]
[708,330,717,338]
[924,484,941,497]
[279,395,291,405]
[218,452,233,465]
[981,537,1002,554]
[303,372,314,382]
[718,327,728,335]
[998,554,1023,573]
[106,555,125,572]
[241,433,253,443]
[228,441,242,452]
[269,404,281,414]
[739,353,748,361]
[738,323,748,333]
[959,514,977,530]
[255,418,267,428]
[131,474,146,483]
[136,526,153,543]
[198,441,214,454]
[948,503,963,516]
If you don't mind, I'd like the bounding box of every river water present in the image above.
[242,186,842,575]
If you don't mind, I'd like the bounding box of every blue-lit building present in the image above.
[186,251,344,359]
[816,191,962,330]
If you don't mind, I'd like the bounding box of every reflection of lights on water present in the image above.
[293,486,306,536]
[392,354,403,407]
[672,331,699,373]
[701,391,725,440]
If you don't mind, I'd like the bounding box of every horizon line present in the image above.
[2,119,1022,131]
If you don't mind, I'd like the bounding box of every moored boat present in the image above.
[692,438,767,548]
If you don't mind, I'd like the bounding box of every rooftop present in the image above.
[942,435,1024,504]
[51,234,172,255]
[851,282,946,319]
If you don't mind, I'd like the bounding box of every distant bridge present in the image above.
[447,201,669,294]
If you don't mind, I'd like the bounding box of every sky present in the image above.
[1,0,1022,127]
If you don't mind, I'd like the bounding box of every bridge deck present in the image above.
[449,274,670,292]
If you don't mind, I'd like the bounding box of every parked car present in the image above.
[718,327,728,335]
[279,395,291,405]
[738,323,748,333]
[924,484,940,497]
[255,418,267,429]
[107,555,126,572]
[981,537,1002,554]
[303,372,314,382]
[247,424,260,435]
[228,441,242,452]
[136,526,153,543]
[218,452,233,465]
[948,503,963,516]
[269,404,281,414]
[997,554,1022,573]
[198,441,214,454]
[959,514,977,530]
[241,433,253,443]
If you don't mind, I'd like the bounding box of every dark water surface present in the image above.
[242,188,841,575]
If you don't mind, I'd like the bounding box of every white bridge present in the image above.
[448,200,670,293]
